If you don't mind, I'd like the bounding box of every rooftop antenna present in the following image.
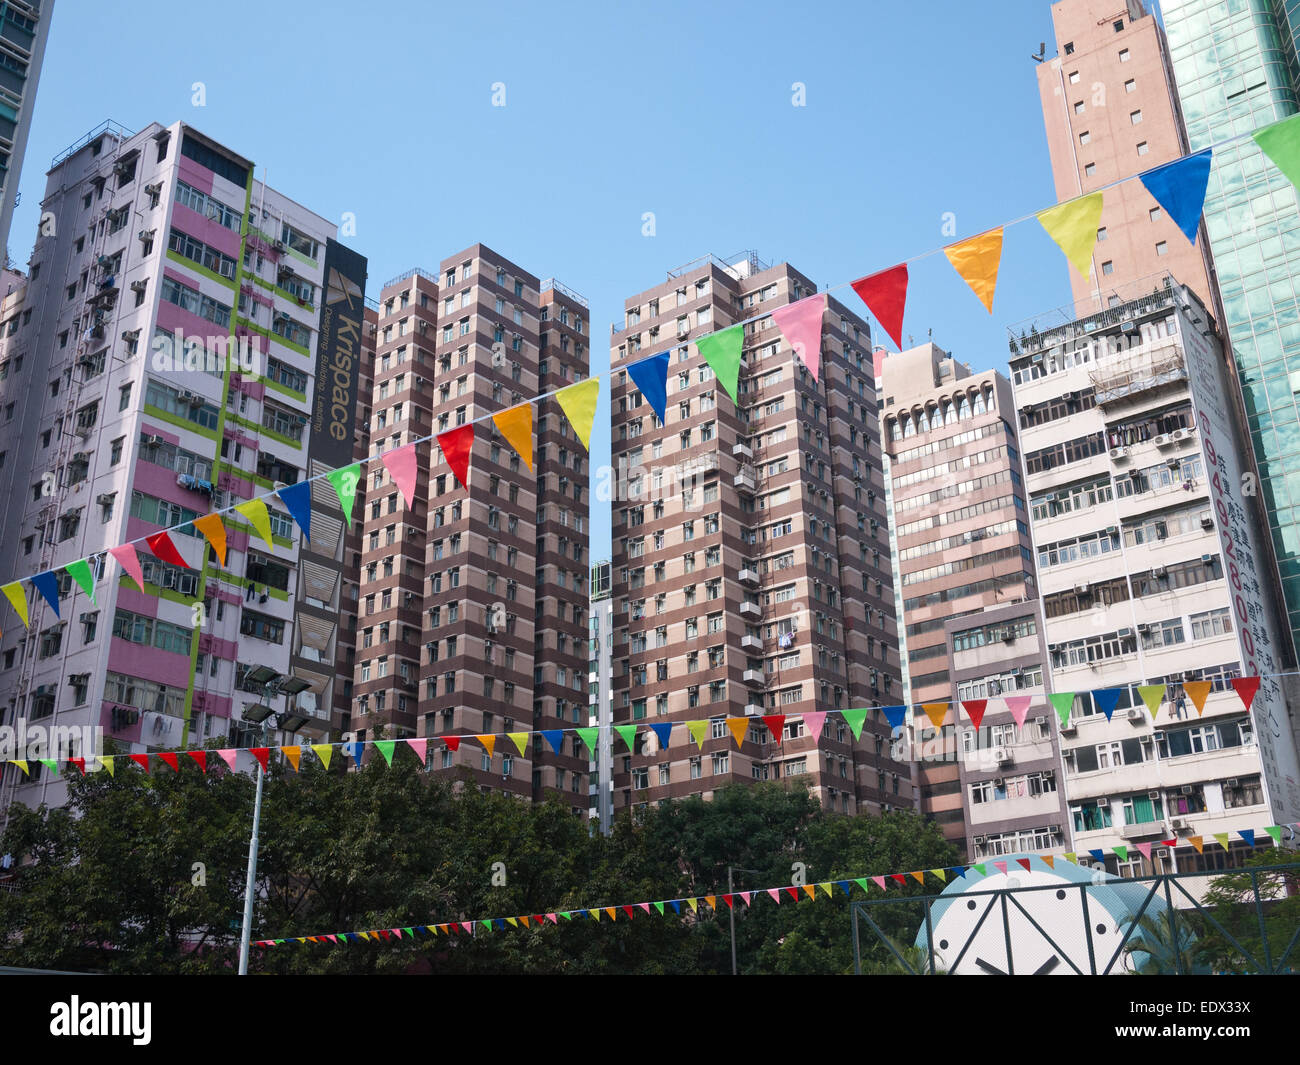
[1031,41,1046,62]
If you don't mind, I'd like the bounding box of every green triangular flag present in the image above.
[854,878,870,894]
[1254,112,1300,190]
[403,926,413,937]
[1265,825,1282,845]
[65,558,96,604]
[1048,692,1074,728]
[696,323,743,404]
[39,759,58,773]
[326,463,362,529]
[1137,684,1164,720]
[560,911,572,921]
[481,920,491,931]
[1113,845,1128,862]
[840,708,868,740]
[972,863,987,876]
[576,727,600,756]
[373,740,395,766]
[653,901,665,915]
[614,725,638,751]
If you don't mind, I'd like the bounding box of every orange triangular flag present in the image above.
[943,227,1004,312]
[1041,855,1055,870]
[909,870,925,885]
[605,907,617,921]
[282,745,301,771]
[193,513,228,566]
[1188,836,1204,853]
[725,717,748,748]
[477,734,496,758]
[1183,680,1212,715]
[492,403,534,471]
[922,702,948,729]
[704,895,716,911]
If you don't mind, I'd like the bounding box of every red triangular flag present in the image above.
[722,894,734,909]
[962,699,988,731]
[1231,676,1261,711]
[443,736,461,752]
[890,873,907,885]
[622,905,635,919]
[251,747,271,772]
[850,264,908,349]
[158,752,179,773]
[1016,858,1032,872]
[145,531,189,569]
[785,887,798,901]
[437,425,475,489]
[130,753,150,773]
[763,714,786,746]
[187,750,207,772]
[69,757,85,775]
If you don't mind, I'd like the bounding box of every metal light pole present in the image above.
[237,684,279,975]
[728,865,765,975]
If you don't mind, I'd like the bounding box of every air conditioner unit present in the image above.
[1033,716,1047,729]
[1171,428,1188,441]
[1154,434,1172,447]
[1226,777,1240,788]
[1151,565,1166,577]
[95,493,114,506]
[1109,447,1128,460]
[1201,553,1213,564]
[1170,818,1188,831]
[1156,847,1171,859]
[1074,583,1090,595]
[974,835,986,845]
[1200,515,1214,529]
[1180,785,1193,795]
[992,777,1005,788]
[1001,629,1015,642]
[122,329,140,341]
[1060,722,1077,735]
[1127,708,1145,722]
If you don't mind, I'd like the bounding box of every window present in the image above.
[1119,48,1129,61]
[1125,78,1135,93]
[1156,241,1168,256]
[1078,130,1090,145]
[1102,260,1114,275]
[1130,110,1142,125]
[1084,162,1096,177]
[1068,70,1080,83]
[1097,226,1107,241]
[1136,141,1148,156]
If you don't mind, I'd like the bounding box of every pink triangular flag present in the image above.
[217,748,238,772]
[770,293,827,381]
[739,891,751,906]
[872,876,886,891]
[326,935,338,944]
[405,738,427,765]
[1003,695,1032,729]
[767,888,781,904]
[547,913,558,924]
[383,442,419,508]
[1135,842,1153,861]
[109,543,146,592]
[802,710,827,739]
[994,860,1009,875]
[638,902,651,914]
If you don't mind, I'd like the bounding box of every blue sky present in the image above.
[13,0,1077,560]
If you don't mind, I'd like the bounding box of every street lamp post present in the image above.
[237,676,288,975]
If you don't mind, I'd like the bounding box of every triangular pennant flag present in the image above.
[1093,688,1122,721]
[696,324,743,404]
[1265,826,1282,845]
[853,879,869,894]
[606,907,618,921]
[1138,149,1212,243]
[962,699,988,731]
[1254,112,1300,191]
[30,570,60,617]
[1004,695,1032,728]
[492,404,534,471]
[1135,842,1153,862]
[326,464,362,529]
[130,753,150,773]
[1213,833,1230,852]
[406,738,427,765]
[1,581,28,626]
[382,443,419,508]
[654,901,665,915]
[871,876,886,891]
[1113,846,1128,863]
[943,228,1004,312]
[281,746,301,771]
[1182,680,1212,715]
[1063,854,1077,866]
[850,264,908,349]
[841,708,868,740]
[685,899,696,913]
[437,424,475,489]
[1089,849,1105,864]
[1231,676,1261,711]
[1015,859,1032,872]
[576,727,599,756]
[192,514,228,566]
[554,378,599,450]
[704,895,717,910]
[614,724,638,751]
[158,752,179,773]
[786,887,799,900]
[637,903,650,916]
[187,750,208,772]
[922,702,948,729]
[818,881,833,897]
[949,867,967,879]
[1239,829,1256,848]
[803,885,817,899]
[649,722,673,749]
[889,874,906,886]
[1138,684,1165,720]
[1037,191,1104,278]
[442,736,460,753]
[1189,836,1204,854]
[627,351,670,424]
[277,482,313,543]
[507,731,530,757]
[725,717,748,748]
[768,888,782,904]
[882,705,907,730]
[1048,692,1074,728]
[930,869,948,883]
[506,917,519,928]
[235,499,274,547]
[311,744,332,769]
[65,558,97,604]
[476,735,495,759]
[373,740,395,766]
[345,740,364,764]
[770,293,827,380]
[217,749,238,772]
[669,901,680,915]
[540,729,564,754]
[519,915,531,928]
[738,892,751,907]
[993,861,1008,875]
[802,710,827,738]
[68,757,85,776]
[145,531,188,570]
[687,720,708,748]
[763,715,786,745]
[1041,855,1054,870]
[251,747,271,772]
[99,756,114,776]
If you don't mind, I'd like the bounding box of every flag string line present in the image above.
[0,116,1283,598]
[251,816,1300,949]
[10,669,1278,774]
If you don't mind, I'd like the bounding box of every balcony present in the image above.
[734,466,756,493]
[732,442,753,461]
[739,601,761,620]
[738,567,759,586]
[740,634,763,653]
[1120,820,1167,841]
[742,668,766,687]
[744,703,764,717]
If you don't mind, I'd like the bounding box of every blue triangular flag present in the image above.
[669,900,681,914]
[1240,829,1255,848]
[30,570,60,618]
[277,481,312,543]
[627,351,669,425]
[649,722,673,748]
[949,866,966,879]
[882,705,907,730]
[1089,849,1106,864]
[540,729,564,754]
[1138,149,1212,243]
[345,741,363,764]
[1093,688,1122,721]
[574,909,589,919]
[494,919,505,930]
[836,880,851,895]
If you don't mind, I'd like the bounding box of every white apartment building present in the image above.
[588,559,613,834]
[1010,278,1300,875]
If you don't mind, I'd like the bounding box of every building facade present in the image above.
[588,558,613,833]
[609,253,906,816]
[0,0,54,259]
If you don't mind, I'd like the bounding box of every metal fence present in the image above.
[851,862,1300,975]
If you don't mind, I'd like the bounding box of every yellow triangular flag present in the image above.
[943,227,1003,312]
[687,720,708,748]
[930,869,947,883]
[2,582,28,628]
[1188,836,1204,853]
[590,908,601,921]
[477,734,496,758]
[9,759,28,776]
[1138,684,1165,720]
[1037,192,1105,278]
[1064,852,1077,865]
[923,702,948,729]
[492,404,534,471]
[507,731,530,757]
[554,378,599,451]
[235,499,274,547]
[725,717,748,748]
[282,745,301,771]
[1183,680,1212,715]
[1213,833,1230,851]
[819,881,833,897]
[311,744,332,769]
[193,513,228,566]
[802,885,816,900]
[685,898,697,913]
[506,917,518,928]
[909,870,925,885]
[100,756,115,777]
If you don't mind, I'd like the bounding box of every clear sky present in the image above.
[12,0,1078,561]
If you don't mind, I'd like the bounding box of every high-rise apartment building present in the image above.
[609,253,906,816]
[355,248,591,809]
[0,1,54,259]
[588,558,614,833]
[0,120,367,813]
[879,343,1041,851]
[1011,279,1300,872]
